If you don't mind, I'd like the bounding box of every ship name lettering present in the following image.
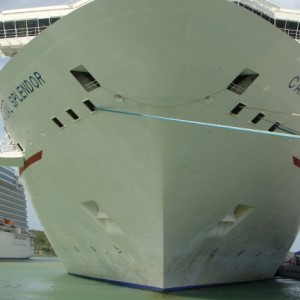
[289,76,300,95]
[8,71,46,108]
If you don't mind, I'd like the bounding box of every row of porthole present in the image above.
[51,99,97,129]
[230,102,280,132]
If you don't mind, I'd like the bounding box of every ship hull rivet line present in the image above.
[95,106,300,140]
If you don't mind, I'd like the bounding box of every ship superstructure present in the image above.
[0,0,300,291]
[232,0,300,42]
[0,0,92,57]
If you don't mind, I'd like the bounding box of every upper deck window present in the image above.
[16,20,26,37]
[0,17,61,39]
[3,21,15,38]
[233,2,300,40]
[38,18,50,31]
[27,19,38,36]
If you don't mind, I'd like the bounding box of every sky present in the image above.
[0,0,299,10]
[0,0,300,251]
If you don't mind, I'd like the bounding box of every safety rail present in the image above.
[0,26,48,39]
[227,83,245,95]
[84,80,101,92]
[232,0,300,42]
[280,28,300,40]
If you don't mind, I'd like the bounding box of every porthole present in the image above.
[230,103,246,115]
[83,99,96,112]
[66,108,79,120]
[52,117,64,128]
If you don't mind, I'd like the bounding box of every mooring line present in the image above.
[96,106,300,140]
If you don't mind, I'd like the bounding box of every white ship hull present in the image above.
[0,231,33,259]
[0,0,300,291]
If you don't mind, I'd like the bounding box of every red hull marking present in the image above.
[19,151,43,176]
[293,156,300,168]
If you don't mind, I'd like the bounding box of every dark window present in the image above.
[4,21,15,38]
[268,122,280,132]
[287,21,298,30]
[262,13,270,22]
[251,113,265,124]
[16,20,27,37]
[70,65,100,92]
[66,108,79,120]
[230,103,246,115]
[227,68,259,95]
[38,18,50,31]
[275,20,286,29]
[83,99,96,112]
[27,19,38,36]
[0,22,4,38]
[52,117,64,128]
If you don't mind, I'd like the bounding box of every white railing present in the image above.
[84,80,101,92]
[0,26,47,39]
[232,1,300,41]
[280,28,300,40]
[227,83,245,94]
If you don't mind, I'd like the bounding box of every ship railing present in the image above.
[0,26,47,39]
[279,28,300,40]
[227,82,245,94]
[84,80,101,92]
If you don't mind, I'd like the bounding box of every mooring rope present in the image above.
[95,106,300,140]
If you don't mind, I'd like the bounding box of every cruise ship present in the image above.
[0,0,300,291]
[0,159,33,259]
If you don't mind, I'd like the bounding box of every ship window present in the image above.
[268,122,280,132]
[227,68,259,95]
[286,21,298,30]
[251,113,265,124]
[230,103,246,115]
[4,21,15,38]
[52,117,64,128]
[38,18,50,31]
[16,20,26,37]
[66,108,79,120]
[27,19,38,36]
[0,22,4,38]
[83,99,96,112]
[70,65,100,92]
[275,19,286,29]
